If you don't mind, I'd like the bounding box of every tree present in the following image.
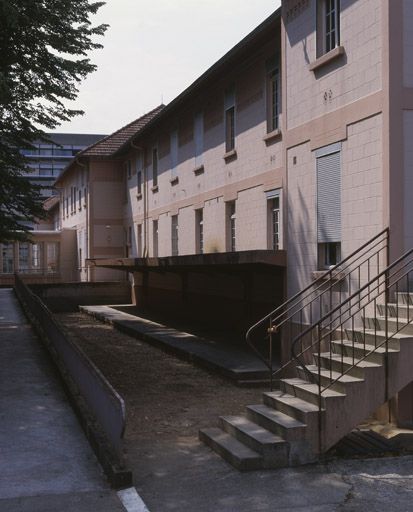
[0,0,107,242]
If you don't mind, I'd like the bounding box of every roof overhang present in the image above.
[87,250,286,273]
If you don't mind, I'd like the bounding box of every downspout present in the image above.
[130,138,148,258]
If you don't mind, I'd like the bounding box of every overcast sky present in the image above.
[55,0,281,135]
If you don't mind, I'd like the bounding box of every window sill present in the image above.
[263,129,281,143]
[151,185,159,193]
[136,192,142,200]
[193,165,205,176]
[223,149,237,162]
[312,269,345,281]
[170,176,179,186]
[309,46,345,72]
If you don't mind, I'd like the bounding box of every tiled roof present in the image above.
[81,104,164,157]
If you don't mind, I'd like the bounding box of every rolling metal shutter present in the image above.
[317,150,341,243]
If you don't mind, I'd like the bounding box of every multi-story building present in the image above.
[0,133,104,283]
[13,1,413,455]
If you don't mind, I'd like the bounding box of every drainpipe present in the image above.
[130,138,148,258]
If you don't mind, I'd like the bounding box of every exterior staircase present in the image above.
[200,231,413,470]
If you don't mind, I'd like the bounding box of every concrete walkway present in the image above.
[81,305,272,385]
[0,289,125,511]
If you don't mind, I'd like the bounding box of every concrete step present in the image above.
[396,292,413,306]
[296,364,364,392]
[364,315,413,335]
[331,339,399,364]
[199,427,263,471]
[263,390,319,423]
[345,328,405,349]
[280,377,345,407]
[377,303,413,320]
[246,404,306,441]
[314,352,382,379]
[219,415,289,466]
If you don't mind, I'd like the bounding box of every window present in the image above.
[226,201,236,252]
[195,209,204,254]
[46,243,59,273]
[317,0,340,57]
[266,57,280,133]
[171,215,178,256]
[266,190,281,250]
[128,226,132,247]
[316,142,341,269]
[170,130,178,179]
[84,187,87,208]
[78,189,82,211]
[31,243,42,272]
[126,160,132,179]
[225,87,235,152]
[2,244,14,273]
[194,112,204,168]
[136,152,143,195]
[152,147,158,188]
[153,220,159,257]
[18,243,29,272]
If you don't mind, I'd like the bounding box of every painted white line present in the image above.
[117,486,150,512]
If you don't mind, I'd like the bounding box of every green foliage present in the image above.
[0,0,107,242]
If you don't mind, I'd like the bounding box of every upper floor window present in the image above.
[195,209,204,254]
[266,190,281,250]
[171,215,178,256]
[194,112,204,168]
[136,153,143,195]
[317,0,340,57]
[226,201,236,252]
[170,130,178,179]
[152,147,158,188]
[225,87,235,153]
[266,56,280,133]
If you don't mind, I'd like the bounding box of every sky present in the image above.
[55,0,281,135]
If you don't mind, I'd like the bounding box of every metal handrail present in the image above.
[246,228,389,387]
[288,245,413,453]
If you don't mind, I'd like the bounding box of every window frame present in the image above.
[317,0,340,58]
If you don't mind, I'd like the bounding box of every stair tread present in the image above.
[351,328,412,339]
[372,315,413,323]
[247,404,306,428]
[316,352,381,368]
[331,339,399,352]
[200,427,262,461]
[303,364,364,382]
[264,390,319,413]
[221,415,287,445]
[282,378,346,397]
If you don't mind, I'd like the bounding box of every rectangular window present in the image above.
[316,143,341,269]
[266,57,280,133]
[226,201,236,252]
[31,243,42,272]
[18,243,29,272]
[171,215,178,256]
[152,147,158,188]
[225,87,235,152]
[2,244,14,273]
[317,0,340,57]
[137,224,143,258]
[84,187,87,208]
[194,112,204,168]
[136,153,143,195]
[195,209,204,254]
[78,189,82,211]
[153,220,158,258]
[266,190,281,250]
[46,243,59,273]
[170,130,178,179]
[126,160,132,179]
[128,226,132,247]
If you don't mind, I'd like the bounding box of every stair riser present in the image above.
[396,293,413,306]
[364,316,413,335]
[345,329,401,349]
[219,417,289,462]
[280,380,324,407]
[331,342,397,364]
[316,355,367,379]
[296,366,360,393]
[246,407,305,441]
[199,430,263,471]
[377,304,413,320]
[263,394,308,423]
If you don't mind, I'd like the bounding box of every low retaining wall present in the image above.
[29,281,131,312]
[14,275,131,487]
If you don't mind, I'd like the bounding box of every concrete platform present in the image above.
[80,305,272,385]
[0,289,125,511]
